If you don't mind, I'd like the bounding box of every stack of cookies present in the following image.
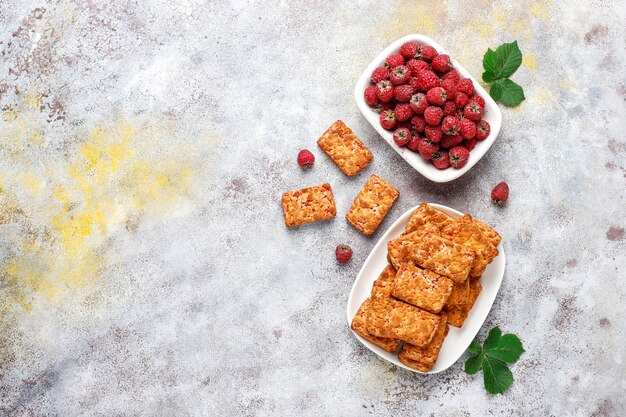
[351,203,501,372]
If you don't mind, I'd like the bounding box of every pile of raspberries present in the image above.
[363,41,491,169]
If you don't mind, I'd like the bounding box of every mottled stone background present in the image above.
[0,0,624,416]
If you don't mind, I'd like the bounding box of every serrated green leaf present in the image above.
[482,357,514,394]
[469,340,482,354]
[483,327,502,350]
[464,353,483,375]
[485,334,525,364]
[482,48,499,83]
[495,41,522,79]
[489,78,525,106]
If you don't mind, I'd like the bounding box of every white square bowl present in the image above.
[354,34,502,183]
[346,203,505,374]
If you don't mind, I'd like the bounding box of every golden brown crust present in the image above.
[445,280,482,327]
[351,299,402,353]
[391,264,453,314]
[317,120,373,176]
[473,219,501,247]
[410,232,475,283]
[346,175,399,236]
[387,229,436,270]
[281,183,337,227]
[398,314,449,372]
[405,203,454,235]
[445,278,470,307]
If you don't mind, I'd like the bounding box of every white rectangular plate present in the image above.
[354,34,502,183]
[346,203,505,374]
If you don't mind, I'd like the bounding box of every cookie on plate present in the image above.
[317,120,373,176]
[405,203,454,235]
[473,219,501,247]
[445,279,482,327]
[351,298,402,353]
[391,264,453,314]
[346,175,399,236]
[387,230,435,270]
[281,183,337,227]
[444,278,470,307]
[410,232,475,283]
[398,313,449,372]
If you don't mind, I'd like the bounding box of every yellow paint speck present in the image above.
[523,54,537,71]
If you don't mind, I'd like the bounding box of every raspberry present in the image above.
[408,76,420,90]
[432,54,452,73]
[463,137,477,151]
[449,146,470,168]
[491,182,509,205]
[386,53,405,68]
[364,86,379,106]
[379,110,397,130]
[394,103,413,122]
[411,115,426,133]
[407,59,429,76]
[419,45,437,61]
[390,65,411,85]
[441,78,457,100]
[406,134,421,152]
[394,84,414,102]
[431,150,450,169]
[442,70,460,84]
[442,116,460,135]
[455,92,469,109]
[393,127,411,147]
[457,78,475,96]
[371,66,390,83]
[397,120,412,131]
[418,137,439,160]
[376,80,394,103]
[416,70,440,92]
[335,244,353,263]
[399,41,420,59]
[454,109,465,120]
[475,119,490,141]
[442,100,457,116]
[297,149,315,168]
[469,95,486,108]
[409,93,429,114]
[464,102,483,121]
[426,87,447,106]
[424,106,443,126]
[441,133,463,149]
[371,102,392,113]
[425,125,442,143]
[459,118,476,139]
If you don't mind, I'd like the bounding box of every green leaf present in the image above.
[489,78,525,106]
[482,48,499,83]
[483,327,502,350]
[464,353,483,375]
[469,340,482,354]
[495,41,522,79]
[482,357,514,394]
[485,334,525,364]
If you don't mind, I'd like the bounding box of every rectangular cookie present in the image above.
[441,214,499,279]
[387,231,419,270]
[351,298,402,353]
[391,264,453,314]
[317,120,373,176]
[410,232,475,283]
[474,219,502,247]
[405,203,454,234]
[346,175,399,236]
[398,314,449,372]
[445,278,470,307]
[281,183,337,227]
[445,280,482,327]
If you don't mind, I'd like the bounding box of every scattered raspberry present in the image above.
[406,134,421,152]
[394,103,413,122]
[491,182,509,205]
[475,119,491,141]
[416,70,440,92]
[424,106,443,126]
[457,78,475,96]
[393,127,411,147]
[393,84,414,102]
[411,115,426,133]
[449,146,470,168]
[442,100,457,116]
[442,70,460,84]
[418,137,439,159]
[463,137,477,151]
[364,86,379,106]
[390,65,411,85]
[371,66,390,83]
[386,53,405,68]
[407,59,429,76]
[432,54,452,73]
[426,86,447,106]
[459,118,476,139]
[297,150,315,168]
[425,125,443,143]
[379,110,397,130]
[464,102,483,121]
[442,115,460,135]
[376,80,394,103]
[431,150,450,169]
[335,244,353,263]
[409,93,429,114]
[441,133,463,149]
[455,92,469,109]
[469,95,485,108]
[419,45,437,61]
[399,41,420,59]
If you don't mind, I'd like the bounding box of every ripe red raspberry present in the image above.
[399,41,420,59]
[297,149,315,168]
[386,53,405,68]
[406,134,421,152]
[416,70,440,92]
[364,86,379,106]
[459,118,476,139]
[432,54,452,73]
[457,78,475,96]
[379,110,397,130]
[393,127,411,147]
[418,137,439,159]
[491,182,509,205]
[441,78,457,100]
[425,125,442,143]
[394,84,414,102]
[390,65,411,85]
[449,146,470,168]
[371,102,392,113]
[407,59,429,76]
[469,95,486,108]
[442,116,460,135]
[409,93,429,114]
[463,137,477,151]
[336,244,353,263]
[475,119,490,141]
[394,103,413,122]
[431,150,450,169]
[376,80,394,102]
[424,106,443,126]
[454,109,465,120]
[408,76,419,90]
[371,66,390,83]
[411,115,426,133]
[455,92,469,108]
[426,87,447,106]
[441,133,463,149]
[464,102,483,121]
[419,45,437,61]
[442,100,457,116]
[442,70,460,84]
